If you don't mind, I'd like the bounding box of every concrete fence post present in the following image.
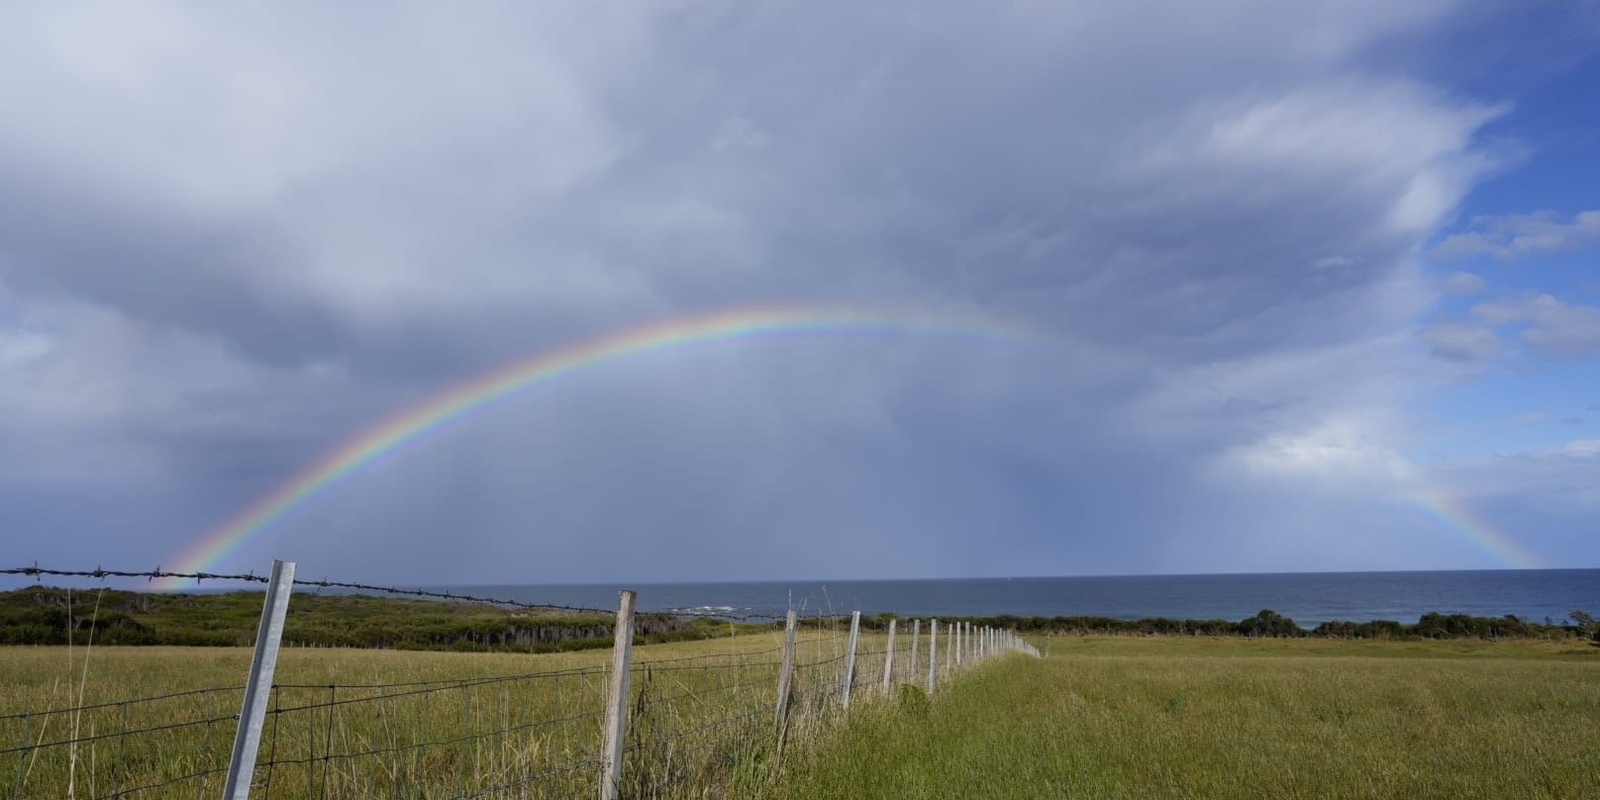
[223,559,295,800]
[599,589,637,800]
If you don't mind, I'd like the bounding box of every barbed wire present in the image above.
[2,586,1017,799]
[0,564,803,622]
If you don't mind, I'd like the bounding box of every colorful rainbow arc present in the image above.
[153,305,1033,587]
[1403,490,1542,570]
[154,304,1543,587]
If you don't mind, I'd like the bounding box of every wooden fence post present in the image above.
[927,619,938,695]
[880,618,897,695]
[947,621,956,674]
[909,619,920,687]
[841,610,861,711]
[953,621,961,668]
[599,589,637,800]
[774,610,799,755]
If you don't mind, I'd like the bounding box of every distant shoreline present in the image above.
[3,585,1596,651]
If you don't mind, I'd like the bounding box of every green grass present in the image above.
[1,625,906,799]
[763,636,1600,799]
[10,632,1596,798]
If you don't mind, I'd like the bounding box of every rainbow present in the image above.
[154,305,1036,586]
[154,304,1547,586]
[1404,490,1542,569]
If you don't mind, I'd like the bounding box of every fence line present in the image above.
[2,562,1040,798]
[0,565,818,624]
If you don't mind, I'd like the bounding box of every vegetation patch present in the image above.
[0,586,763,652]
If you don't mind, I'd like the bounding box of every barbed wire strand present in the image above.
[0,565,805,623]
[4,563,1006,798]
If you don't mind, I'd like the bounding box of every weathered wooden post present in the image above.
[881,618,897,695]
[927,619,938,695]
[909,619,920,686]
[842,610,862,711]
[599,590,637,800]
[775,610,798,741]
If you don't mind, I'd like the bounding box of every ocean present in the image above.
[455,569,1600,626]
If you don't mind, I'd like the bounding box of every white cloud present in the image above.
[1216,411,1420,488]
[1190,79,1503,235]
[0,328,53,367]
[1434,209,1600,260]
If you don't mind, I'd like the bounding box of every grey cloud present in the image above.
[1434,209,1600,260]
[1470,299,1528,326]
[0,2,1548,579]
[1441,442,1600,517]
[1560,417,1584,425]
[1419,320,1501,362]
[0,167,352,368]
[1438,270,1486,296]
[1458,293,1600,361]
[1518,295,1600,359]
[7,3,1495,364]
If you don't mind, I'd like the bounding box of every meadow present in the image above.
[5,627,1598,798]
[765,636,1600,799]
[1,623,904,799]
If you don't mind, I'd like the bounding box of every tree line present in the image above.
[846,608,1600,641]
[6,586,1596,649]
[0,586,733,652]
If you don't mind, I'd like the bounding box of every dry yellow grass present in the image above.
[2,627,917,799]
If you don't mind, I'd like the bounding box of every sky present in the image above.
[1,2,1597,587]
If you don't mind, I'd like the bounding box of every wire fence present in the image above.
[1,563,1039,799]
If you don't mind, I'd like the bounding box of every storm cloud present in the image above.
[0,2,1576,584]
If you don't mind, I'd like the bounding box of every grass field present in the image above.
[1,625,904,799]
[5,633,1597,798]
[765,636,1600,799]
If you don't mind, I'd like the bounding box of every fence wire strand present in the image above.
[1,565,800,622]
[3,565,1033,799]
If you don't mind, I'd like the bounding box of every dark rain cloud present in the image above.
[0,1,1556,583]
